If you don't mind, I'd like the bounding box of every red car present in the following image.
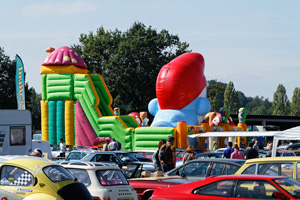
[152,175,300,200]
[278,150,300,157]
[122,163,189,200]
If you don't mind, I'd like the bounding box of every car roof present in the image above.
[0,156,58,167]
[87,151,131,155]
[278,150,299,152]
[59,161,121,170]
[197,152,222,155]
[192,158,245,164]
[69,149,101,153]
[206,174,288,180]
[245,157,300,163]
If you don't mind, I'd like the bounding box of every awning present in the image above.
[188,131,279,138]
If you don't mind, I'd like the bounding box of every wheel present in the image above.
[143,191,153,200]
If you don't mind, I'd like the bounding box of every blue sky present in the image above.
[1,0,299,100]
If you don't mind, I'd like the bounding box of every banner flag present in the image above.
[16,55,25,110]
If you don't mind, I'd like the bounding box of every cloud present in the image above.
[21,1,97,17]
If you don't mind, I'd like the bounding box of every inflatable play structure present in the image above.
[40,46,247,151]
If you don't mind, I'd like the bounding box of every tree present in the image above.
[207,80,227,112]
[291,87,300,116]
[72,22,190,113]
[0,47,41,129]
[245,96,273,115]
[223,81,240,114]
[272,84,290,115]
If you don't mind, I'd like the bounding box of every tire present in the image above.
[143,191,153,200]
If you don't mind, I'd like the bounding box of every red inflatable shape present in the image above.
[156,52,206,110]
[128,112,142,125]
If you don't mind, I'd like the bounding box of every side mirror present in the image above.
[272,191,286,200]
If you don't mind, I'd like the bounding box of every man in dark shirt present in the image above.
[222,141,234,159]
[244,142,258,159]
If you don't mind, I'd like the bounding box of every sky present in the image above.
[1,0,300,100]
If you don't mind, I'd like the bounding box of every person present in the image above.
[183,145,196,164]
[212,141,217,150]
[159,136,176,173]
[153,139,166,171]
[222,141,234,159]
[265,143,280,157]
[109,138,118,151]
[244,142,258,160]
[116,140,122,150]
[29,148,43,157]
[59,138,66,158]
[253,140,259,152]
[240,139,245,149]
[103,139,110,151]
[257,136,265,149]
[230,144,244,159]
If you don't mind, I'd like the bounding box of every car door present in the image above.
[228,179,282,200]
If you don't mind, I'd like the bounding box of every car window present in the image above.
[92,154,118,163]
[193,180,235,197]
[236,180,279,199]
[96,170,128,186]
[182,162,210,177]
[274,178,300,198]
[117,153,138,162]
[282,152,294,157]
[241,164,256,175]
[0,165,34,186]
[224,164,240,175]
[210,163,225,176]
[258,163,293,178]
[43,165,75,182]
[67,152,82,160]
[67,168,91,187]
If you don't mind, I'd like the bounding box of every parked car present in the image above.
[66,149,100,161]
[152,175,300,200]
[60,161,138,200]
[134,150,156,161]
[235,157,300,181]
[121,163,189,200]
[0,156,93,200]
[166,158,245,181]
[81,151,156,172]
[196,152,223,159]
[50,144,71,159]
[131,152,152,162]
[285,143,300,151]
[278,150,300,157]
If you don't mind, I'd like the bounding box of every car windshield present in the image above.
[273,178,300,198]
[117,153,139,162]
[43,165,75,182]
[67,168,91,187]
[96,170,129,186]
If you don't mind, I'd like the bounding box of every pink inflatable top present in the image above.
[42,46,87,69]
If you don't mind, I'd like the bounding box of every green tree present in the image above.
[272,84,290,115]
[223,81,240,114]
[246,96,273,115]
[72,22,190,113]
[207,80,227,112]
[291,87,300,116]
[0,47,41,129]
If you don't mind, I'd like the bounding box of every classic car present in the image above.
[152,175,300,200]
[60,161,138,200]
[0,156,93,200]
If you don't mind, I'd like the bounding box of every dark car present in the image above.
[285,143,300,151]
[81,151,156,172]
[166,158,245,181]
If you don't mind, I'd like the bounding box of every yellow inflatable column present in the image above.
[176,121,187,149]
[65,100,74,146]
[41,100,49,141]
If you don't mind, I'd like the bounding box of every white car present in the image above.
[60,161,138,200]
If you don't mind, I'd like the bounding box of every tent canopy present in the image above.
[188,131,278,138]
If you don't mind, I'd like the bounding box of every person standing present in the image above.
[253,140,259,152]
[222,141,234,159]
[109,138,117,151]
[153,139,166,171]
[265,143,280,157]
[230,144,244,159]
[103,139,110,151]
[183,145,196,164]
[59,138,66,158]
[244,142,258,159]
[159,136,176,173]
[116,140,122,150]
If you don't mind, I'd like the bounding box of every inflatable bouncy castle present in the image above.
[40,46,247,151]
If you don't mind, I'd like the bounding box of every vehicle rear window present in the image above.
[258,163,293,178]
[96,170,128,186]
[43,165,75,182]
[67,168,91,187]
